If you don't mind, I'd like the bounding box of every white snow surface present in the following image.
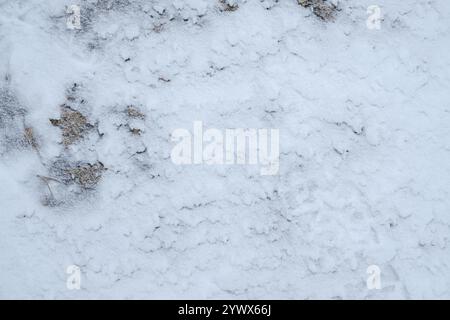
[0,0,449,299]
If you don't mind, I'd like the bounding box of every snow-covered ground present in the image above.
[0,0,449,299]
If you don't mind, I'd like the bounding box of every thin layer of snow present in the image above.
[0,0,449,299]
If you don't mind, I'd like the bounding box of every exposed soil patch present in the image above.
[0,86,28,154]
[50,105,94,146]
[39,159,106,206]
[298,0,338,21]
[126,105,145,119]
[49,158,106,189]
[23,127,39,150]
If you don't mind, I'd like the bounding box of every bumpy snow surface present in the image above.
[0,0,449,299]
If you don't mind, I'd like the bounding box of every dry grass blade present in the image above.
[24,127,38,150]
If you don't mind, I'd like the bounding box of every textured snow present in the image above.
[0,0,449,299]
